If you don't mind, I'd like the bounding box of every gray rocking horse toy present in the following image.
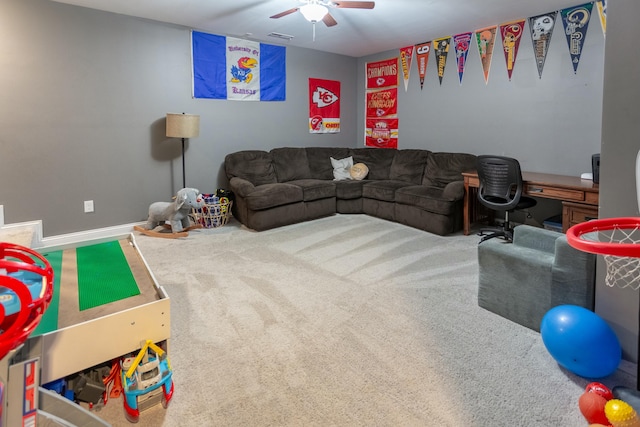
[134,188,205,238]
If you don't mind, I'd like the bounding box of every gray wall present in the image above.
[0,0,358,236]
[598,0,640,362]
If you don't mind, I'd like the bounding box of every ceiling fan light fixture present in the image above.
[300,3,328,22]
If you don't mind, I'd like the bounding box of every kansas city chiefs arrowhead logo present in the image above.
[312,87,339,108]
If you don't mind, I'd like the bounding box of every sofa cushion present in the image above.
[389,149,431,184]
[395,185,458,215]
[244,183,303,211]
[422,152,477,188]
[363,180,413,202]
[271,147,312,182]
[331,156,354,181]
[306,147,351,180]
[335,180,367,200]
[349,148,396,180]
[287,179,336,201]
[225,150,277,186]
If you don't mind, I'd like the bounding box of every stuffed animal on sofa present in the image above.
[145,187,205,233]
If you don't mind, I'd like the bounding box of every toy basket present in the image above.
[191,194,233,228]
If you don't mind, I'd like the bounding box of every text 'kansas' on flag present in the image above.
[192,31,286,101]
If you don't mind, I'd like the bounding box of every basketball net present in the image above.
[599,226,640,290]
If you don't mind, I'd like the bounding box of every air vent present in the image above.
[268,32,294,40]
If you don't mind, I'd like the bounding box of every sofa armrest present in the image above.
[512,225,559,253]
[441,180,464,200]
[229,177,256,197]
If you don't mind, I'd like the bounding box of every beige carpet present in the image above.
[95,214,634,426]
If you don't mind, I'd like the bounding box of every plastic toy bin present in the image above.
[191,194,233,228]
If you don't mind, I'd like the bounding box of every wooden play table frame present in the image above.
[22,233,170,384]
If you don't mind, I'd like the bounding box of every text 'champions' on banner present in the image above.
[366,58,399,89]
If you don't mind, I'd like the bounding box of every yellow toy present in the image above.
[605,399,640,427]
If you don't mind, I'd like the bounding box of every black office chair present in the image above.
[476,155,537,243]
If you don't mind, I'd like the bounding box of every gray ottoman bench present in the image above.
[477,224,596,331]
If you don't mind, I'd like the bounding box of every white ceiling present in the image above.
[50,0,588,57]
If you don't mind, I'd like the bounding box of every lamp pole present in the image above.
[181,137,186,189]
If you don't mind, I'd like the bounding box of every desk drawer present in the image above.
[585,191,599,205]
[562,202,598,232]
[525,184,585,202]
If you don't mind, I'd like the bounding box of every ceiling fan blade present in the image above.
[322,13,338,27]
[270,8,299,19]
[331,1,375,9]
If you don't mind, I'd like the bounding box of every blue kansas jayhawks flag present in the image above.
[192,31,286,101]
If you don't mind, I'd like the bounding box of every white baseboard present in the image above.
[0,216,148,250]
[36,222,147,250]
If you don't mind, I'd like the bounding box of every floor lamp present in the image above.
[166,113,200,189]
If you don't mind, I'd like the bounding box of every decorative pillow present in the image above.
[330,156,353,181]
[350,163,369,180]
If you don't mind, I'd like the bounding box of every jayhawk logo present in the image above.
[230,56,257,83]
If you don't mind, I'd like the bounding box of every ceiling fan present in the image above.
[270,0,375,40]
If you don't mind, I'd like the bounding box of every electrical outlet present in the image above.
[84,200,94,213]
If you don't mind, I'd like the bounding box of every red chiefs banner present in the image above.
[308,78,340,134]
[365,118,398,149]
[366,58,399,89]
[415,42,431,90]
[365,57,399,148]
[399,46,414,92]
[366,88,397,118]
[500,20,525,81]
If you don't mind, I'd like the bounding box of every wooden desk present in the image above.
[462,171,599,235]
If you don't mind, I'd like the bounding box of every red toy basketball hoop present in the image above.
[567,217,640,257]
[0,242,54,360]
[567,217,640,290]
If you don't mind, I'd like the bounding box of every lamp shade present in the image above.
[166,113,200,138]
[300,3,328,22]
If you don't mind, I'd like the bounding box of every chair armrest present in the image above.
[441,180,464,200]
[512,225,560,253]
[229,177,256,197]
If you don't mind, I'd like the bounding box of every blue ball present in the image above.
[540,305,621,378]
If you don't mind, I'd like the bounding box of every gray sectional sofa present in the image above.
[224,147,477,235]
